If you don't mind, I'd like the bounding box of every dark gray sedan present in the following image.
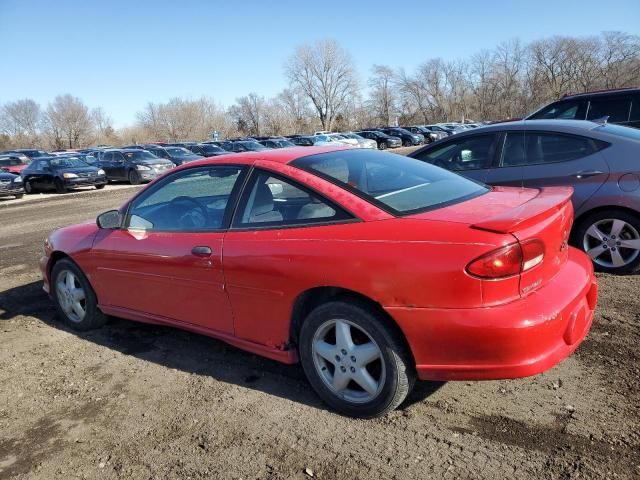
[410,119,640,274]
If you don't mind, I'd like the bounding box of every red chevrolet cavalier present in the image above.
[41,147,597,417]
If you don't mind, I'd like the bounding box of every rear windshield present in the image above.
[292,150,488,215]
[597,124,640,141]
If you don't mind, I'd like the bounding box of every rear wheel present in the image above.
[51,259,107,331]
[574,209,640,274]
[299,300,415,418]
[54,178,67,193]
[128,170,141,185]
[379,142,386,150]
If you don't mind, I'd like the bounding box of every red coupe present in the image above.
[41,147,597,417]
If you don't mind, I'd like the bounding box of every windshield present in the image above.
[240,141,267,151]
[202,145,225,153]
[165,147,194,156]
[50,157,88,168]
[0,157,27,166]
[124,151,159,161]
[292,150,488,215]
[275,140,295,147]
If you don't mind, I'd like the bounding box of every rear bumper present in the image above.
[386,248,597,381]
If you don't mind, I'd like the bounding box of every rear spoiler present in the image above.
[471,187,573,234]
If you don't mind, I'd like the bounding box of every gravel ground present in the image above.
[0,179,639,479]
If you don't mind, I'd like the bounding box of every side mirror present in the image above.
[97,210,122,229]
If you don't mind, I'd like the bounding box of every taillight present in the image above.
[466,239,545,279]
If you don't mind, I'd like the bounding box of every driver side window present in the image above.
[127,166,245,232]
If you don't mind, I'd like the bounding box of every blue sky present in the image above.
[1,0,638,127]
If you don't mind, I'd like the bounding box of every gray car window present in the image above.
[414,135,496,171]
[502,132,597,167]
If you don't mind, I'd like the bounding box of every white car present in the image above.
[341,132,378,149]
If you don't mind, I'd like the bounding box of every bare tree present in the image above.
[229,93,266,136]
[368,65,397,126]
[285,39,359,131]
[43,94,94,149]
[0,99,41,146]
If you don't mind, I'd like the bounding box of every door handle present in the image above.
[191,246,212,257]
[572,170,603,179]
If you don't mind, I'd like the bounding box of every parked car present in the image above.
[1,149,48,160]
[425,124,454,137]
[140,145,203,166]
[21,156,107,193]
[288,136,335,147]
[527,87,640,129]
[98,149,174,184]
[258,138,296,149]
[409,119,640,273]
[377,128,423,146]
[186,143,230,157]
[340,132,377,149]
[403,126,438,143]
[0,171,24,199]
[41,147,596,417]
[0,154,30,174]
[357,130,402,149]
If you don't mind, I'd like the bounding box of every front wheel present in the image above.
[51,259,107,331]
[95,184,105,190]
[128,170,141,185]
[574,209,640,274]
[299,300,415,418]
[24,180,34,194]
[54,178,67,193]
[14,193,23,199]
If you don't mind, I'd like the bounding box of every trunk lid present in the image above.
[411,186,574,296]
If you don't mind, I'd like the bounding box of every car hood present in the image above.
[139,159,174,166]
[1,165,27,173]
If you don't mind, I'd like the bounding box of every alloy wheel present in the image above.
[582,218,640,269]
[55,269,87,323]
[312,319,385,404]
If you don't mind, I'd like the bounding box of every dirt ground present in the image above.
[0,185,639,480]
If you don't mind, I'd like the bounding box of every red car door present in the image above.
[90,165,247,334]
[222,168,356,348]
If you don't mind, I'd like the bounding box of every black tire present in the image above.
[128,170,141,185]
[54,178,67,193]
[572,209,640,274]
[299,299,415,418]
[379,142,386,150]
[24,180,34,194]
[402,140,411,147]
[51,258,107,331]
[14,193,23,199]
[95,184,106,190]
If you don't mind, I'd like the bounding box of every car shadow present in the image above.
[0,280,444,415]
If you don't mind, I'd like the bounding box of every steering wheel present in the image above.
[168,196,209,230]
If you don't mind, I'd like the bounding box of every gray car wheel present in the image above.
[576,210,640,274]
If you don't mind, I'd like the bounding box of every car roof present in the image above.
[172,146,350,169]
[561,87,639,100]
[468,119,603,134]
